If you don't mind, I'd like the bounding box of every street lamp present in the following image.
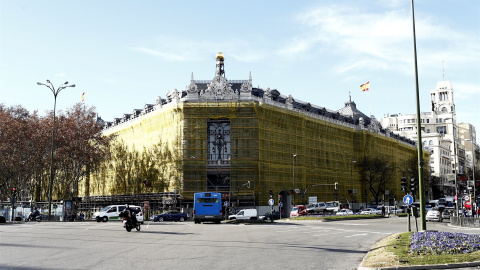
[466,139,476,216]
[411,0,426,231]
[192,156,197,193]
[351,160,356,203]
[293,154,297,206]
[37,80,75,221]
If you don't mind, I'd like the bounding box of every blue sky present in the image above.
[1,0,479,135]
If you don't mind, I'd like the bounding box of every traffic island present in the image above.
[359,231,480,269]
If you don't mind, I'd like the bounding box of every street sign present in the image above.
[224,201,230,207]
[268,199,274,206]
[403,195,413,205]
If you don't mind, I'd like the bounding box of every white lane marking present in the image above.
[345,233,368,238]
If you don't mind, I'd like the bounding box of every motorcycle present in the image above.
[25,212,42,222]
[120,211,140,232]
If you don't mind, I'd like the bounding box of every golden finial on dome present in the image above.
[216,52,224,61]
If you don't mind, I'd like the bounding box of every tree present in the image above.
[52,103,112,200]
[0,103,112,202]
[0,104,50,201]
[360,156,395,205]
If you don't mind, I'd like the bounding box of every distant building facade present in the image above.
[80,53,426,211]
[381,81,478,196]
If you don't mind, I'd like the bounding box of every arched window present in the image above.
[429,140,433,145]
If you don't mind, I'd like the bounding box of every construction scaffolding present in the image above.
[79,99,427,210]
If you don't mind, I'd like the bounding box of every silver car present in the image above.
[426,209,443,222]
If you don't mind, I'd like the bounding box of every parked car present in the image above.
[306,202,327,213]
[388,206,401,215]
[360,208,380,215]
[260,211,282,221]
[290,205,307,217]
[325,201,340,213]
[229,209,258,220]
[335,209,353,216]
[151,211,188,222]
[426,209,443,222]
[442,209,453,220]
[92,205,144,223]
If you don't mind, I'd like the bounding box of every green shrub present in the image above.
[14,217,22,222]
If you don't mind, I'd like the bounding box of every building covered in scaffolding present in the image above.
[78,52,428,215]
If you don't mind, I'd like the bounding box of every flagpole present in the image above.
[369,84,372,116]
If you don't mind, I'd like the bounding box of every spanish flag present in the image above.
[360,81,370,92]
[82,92,85,102]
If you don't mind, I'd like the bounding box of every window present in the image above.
[427,129,430,133]
[429,140,433,145]
[427,119,430,123]
[437,126,447,135]
[208,119,231,161]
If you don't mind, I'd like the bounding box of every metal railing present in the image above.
[450,216,480,228]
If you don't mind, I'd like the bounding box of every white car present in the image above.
[360,208,379,215]
[426,209,443,222]
[335,209,353,216]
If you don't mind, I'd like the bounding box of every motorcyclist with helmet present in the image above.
[123,204,139,225]
[28,207,40,221]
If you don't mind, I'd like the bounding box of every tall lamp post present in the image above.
[37,80,75,221]
[411,0,426,230]
[293,154,297,206]
[466,139,476,215]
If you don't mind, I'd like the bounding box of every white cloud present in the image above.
[55,72,66,77]
[280,3,478,77]
[452,82,480,99]
[132,36,268,64]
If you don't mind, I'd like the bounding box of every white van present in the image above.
[92,205,143,223]
[228,209,257,220]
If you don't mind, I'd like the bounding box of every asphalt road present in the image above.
[1,217,478,270]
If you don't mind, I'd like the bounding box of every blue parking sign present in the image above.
[403,195,413,205]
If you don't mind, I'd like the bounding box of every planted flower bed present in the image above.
[410,231,480,255]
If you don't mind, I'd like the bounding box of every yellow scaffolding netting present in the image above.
[79,100,428,205]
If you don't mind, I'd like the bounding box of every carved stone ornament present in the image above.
[240,73,252,93]
[186,72,198,94]
[155,96,162,105]
[186,81,198,93]
[166,89,180,103]
[201,75,237,100]
[264,87,272,98]
[286,94,294,105]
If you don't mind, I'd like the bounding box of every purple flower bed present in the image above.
[410,231,480,255]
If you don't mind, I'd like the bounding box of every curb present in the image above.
[358,261,480,270]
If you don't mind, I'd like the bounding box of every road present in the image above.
[0,217,478,270]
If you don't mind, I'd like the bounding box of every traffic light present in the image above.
[269,189,273,197]
[12,187,17,197]
[334,182,338,190]
[410,178,416,192]
[401,177,407,192]
[278,194,282,201]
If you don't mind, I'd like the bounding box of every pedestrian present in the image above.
[381,204,385,217]
[80,212,85,221]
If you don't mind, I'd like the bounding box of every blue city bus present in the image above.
[193,192,222,224]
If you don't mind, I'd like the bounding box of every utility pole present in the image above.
[410,0,426,231]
